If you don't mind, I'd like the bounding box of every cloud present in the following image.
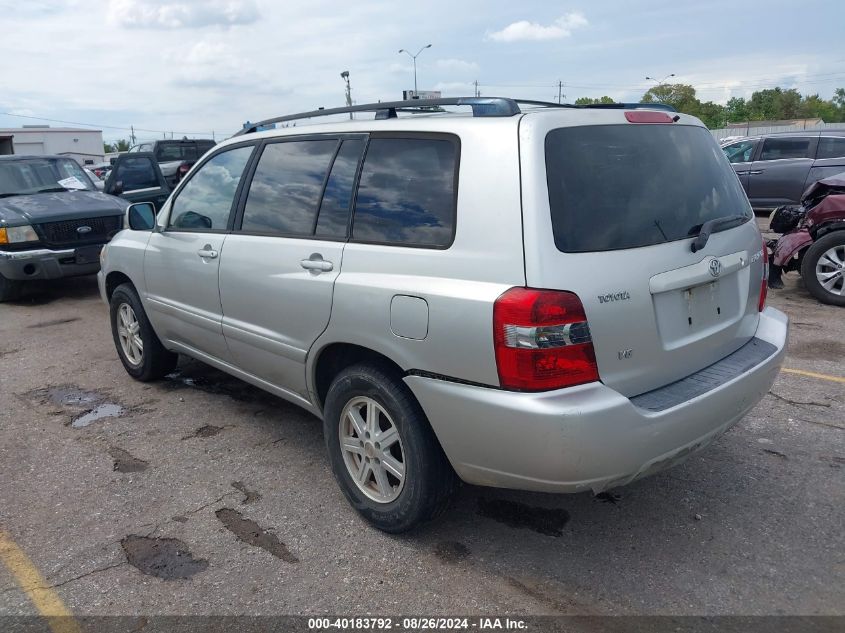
[487,12,587,42]
[436,58,479,73]
[107,0,259,29]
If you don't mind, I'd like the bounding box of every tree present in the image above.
[725,97,748,123]
[104,139,130,153]
[641,83,699,113]
[574,96,615,105]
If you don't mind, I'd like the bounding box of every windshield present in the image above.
[545,125,752,252]
[0,158,96,196]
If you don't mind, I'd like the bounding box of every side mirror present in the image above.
[126,202,156,231]
[112,180,124,196]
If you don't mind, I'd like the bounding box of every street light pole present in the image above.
[645,73,676,86]
[340,71,352,119]
[398,44,432,95]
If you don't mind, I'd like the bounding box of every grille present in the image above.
[37,216,122,247]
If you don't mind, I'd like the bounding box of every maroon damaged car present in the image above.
[769,172,845,306]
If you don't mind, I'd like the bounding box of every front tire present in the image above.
[0,273,22,302]
[323,362,456,533]
[801,232,845,306]
[109,283,178,380]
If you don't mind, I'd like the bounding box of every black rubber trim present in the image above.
[631,337,778,413]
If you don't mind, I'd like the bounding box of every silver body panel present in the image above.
[99,108,789,494]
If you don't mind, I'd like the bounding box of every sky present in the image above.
[1,0,844,144]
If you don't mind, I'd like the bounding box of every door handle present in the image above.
[300,255,333,272]
[197,245,218,259]
[749,170,764,175]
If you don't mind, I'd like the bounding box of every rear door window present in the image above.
[240,139,338,236]
[545,125,751,253]
[316,139,365,239]
[759,137,812,161]
[352,136,458,248]
[816,137,845,160]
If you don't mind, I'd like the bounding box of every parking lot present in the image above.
[0,219,843,620]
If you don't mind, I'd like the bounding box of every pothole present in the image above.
[72,403,126,428]
[215,508,298,563]
[121,535,208,580]
[231,481,261,504]
[108,447,149,473]
[181,424,224,440]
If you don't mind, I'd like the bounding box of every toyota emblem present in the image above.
[709,258,722,277]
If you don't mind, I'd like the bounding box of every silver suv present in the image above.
[99,97,789,532]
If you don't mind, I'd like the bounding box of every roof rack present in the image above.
[235,97,677,136]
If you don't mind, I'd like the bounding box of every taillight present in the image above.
[759,235,768,312]
[493,288,599,391]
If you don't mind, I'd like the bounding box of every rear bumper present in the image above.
[0,246,101,281]
[406,307,788,494]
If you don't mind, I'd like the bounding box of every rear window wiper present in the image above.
[689,214,749,253]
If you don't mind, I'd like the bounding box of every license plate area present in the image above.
[653,277,742,350]
[75,244,103,265]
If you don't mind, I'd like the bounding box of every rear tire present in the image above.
[801,232,845,306]
[323,362,457,533]
[0,273,22,302]
[110,283,178,380]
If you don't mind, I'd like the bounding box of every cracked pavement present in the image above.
[0,223,843,616]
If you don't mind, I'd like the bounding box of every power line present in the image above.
[0,111,214,137]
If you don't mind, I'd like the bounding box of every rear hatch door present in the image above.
[519,110,766,397]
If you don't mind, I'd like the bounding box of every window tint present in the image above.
[114,157,159,191]
[817,136,845,160]
[315,139,364,238]
[169,145,253,231]
[241,140,337,236]
[759,137,812,161]
[722,140,755,164]
[545,125,752,253]
[352,137,457,247]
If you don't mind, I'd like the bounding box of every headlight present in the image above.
[0,225,39,244]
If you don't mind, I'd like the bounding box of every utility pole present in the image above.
[558,80,565,104]
[474,80,480,97]
[130,125,136,146]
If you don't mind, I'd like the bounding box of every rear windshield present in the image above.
[545,125,752,252]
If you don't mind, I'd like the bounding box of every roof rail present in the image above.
[234,97,522,136]
[234,97,678,136]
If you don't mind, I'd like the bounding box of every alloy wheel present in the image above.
[339,396,406,503]
[815,244,845,296]
[116,303,144,366]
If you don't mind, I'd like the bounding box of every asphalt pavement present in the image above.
[0,235,843,619]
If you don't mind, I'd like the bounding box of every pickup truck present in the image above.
[128,138,216,188]
[0,153,169,301]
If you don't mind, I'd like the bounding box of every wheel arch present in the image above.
[310,342,407,413]
[104,270,136,300]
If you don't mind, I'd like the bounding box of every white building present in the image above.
[0,126,104,165]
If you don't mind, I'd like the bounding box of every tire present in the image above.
[323,362,457,533]
[801,231,845,307]
[109,283,178,380]
[0,273,22,302]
